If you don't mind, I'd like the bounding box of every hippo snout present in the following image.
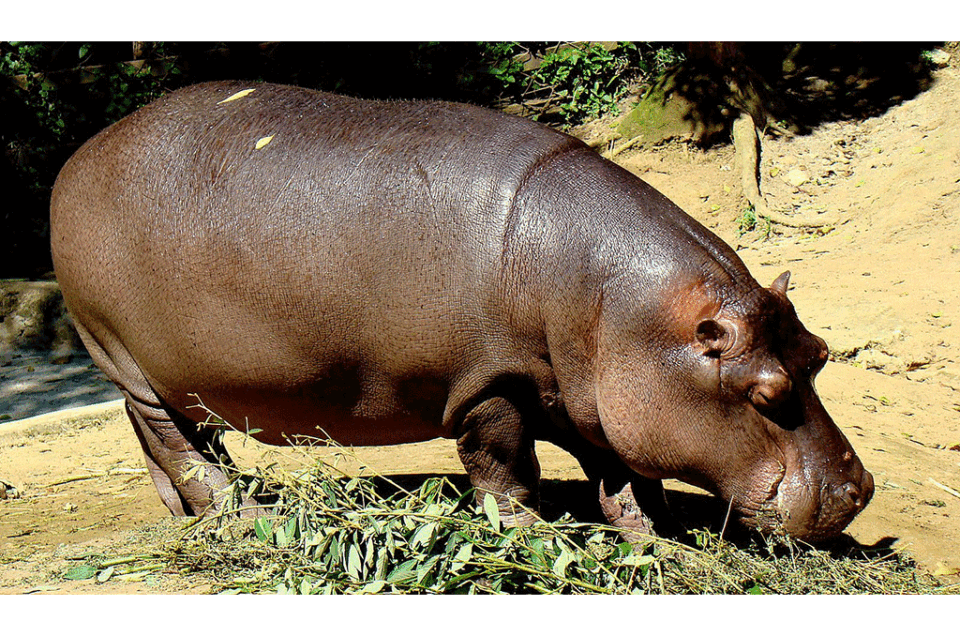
[776,458,875,542]
[814,467,874,537]
[833,470,874,512]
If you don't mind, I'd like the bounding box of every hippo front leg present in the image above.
[598,479,662,543]
[544,430,677,541]
[456,396,542,526]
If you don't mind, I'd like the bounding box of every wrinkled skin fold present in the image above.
[50,81,873,542]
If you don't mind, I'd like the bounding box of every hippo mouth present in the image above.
[723,461,787,532]
[737,463,874,542]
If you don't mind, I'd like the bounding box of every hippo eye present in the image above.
[748,368,792,410]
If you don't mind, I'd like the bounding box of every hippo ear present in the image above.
[695,318,736,357]
[770,271,791,296]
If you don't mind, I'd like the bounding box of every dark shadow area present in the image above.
[663,42,940,145]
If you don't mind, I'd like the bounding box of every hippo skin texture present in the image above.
[50,81,873,541]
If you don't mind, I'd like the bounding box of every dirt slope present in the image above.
[2,66,959,593]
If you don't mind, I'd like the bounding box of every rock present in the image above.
[926,48,951,68]
[0,280,82,355]
[784,168,809,187]
[0,479,21,499]
[853,348,906,374]
[616,88,723,146]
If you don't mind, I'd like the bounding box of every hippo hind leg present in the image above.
[74,323,248,517]
[124,391,240,517]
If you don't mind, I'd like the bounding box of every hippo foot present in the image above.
[599,480,656,544]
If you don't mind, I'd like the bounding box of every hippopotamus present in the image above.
[50,81,873,542]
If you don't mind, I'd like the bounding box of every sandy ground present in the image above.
[2,65,960,594]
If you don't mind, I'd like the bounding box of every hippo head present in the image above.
[591,270,874,542]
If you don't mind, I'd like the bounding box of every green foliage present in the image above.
[736,205,772,238]
[477,42,684,127]
[161,453,945,595]
[185,467,664,594]
[533,43,628,123]
[1,42,179,144]
[482,42,527,89]
[736,205,758,234]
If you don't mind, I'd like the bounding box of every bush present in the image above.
[478,41,684,127]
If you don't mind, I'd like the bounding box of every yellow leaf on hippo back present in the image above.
[217,88,256,104]
[255,135,275,150]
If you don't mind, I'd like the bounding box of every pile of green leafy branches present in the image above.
[163,455,947,595]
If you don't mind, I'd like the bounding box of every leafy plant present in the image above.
[154,441,947,595]
[481,42,527,89]
[736,205,772,238]
[477,42,684,127]
[531,43,627,123]
[736,205,758,234]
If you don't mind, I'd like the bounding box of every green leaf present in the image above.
[622,553,655,567]
[386,559,417,584]
[439,571,478,592]
[552,545,575,579]
[411,521,438,549]
[450,542,473,572]
[64,565,98,581]
[275,525,288,548]
[416,554,441,585]
[347,544,363,580]
[374,548,389,580]
[358,580,387,594]
[328,535,341,563]
[482,493,501,533]
[253,518,273,543]
[284,515,299,542]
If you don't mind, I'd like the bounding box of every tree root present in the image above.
[732,113,837,229]
[601,135,643,160]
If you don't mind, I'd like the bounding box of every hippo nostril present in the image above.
[834,482,864,509]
